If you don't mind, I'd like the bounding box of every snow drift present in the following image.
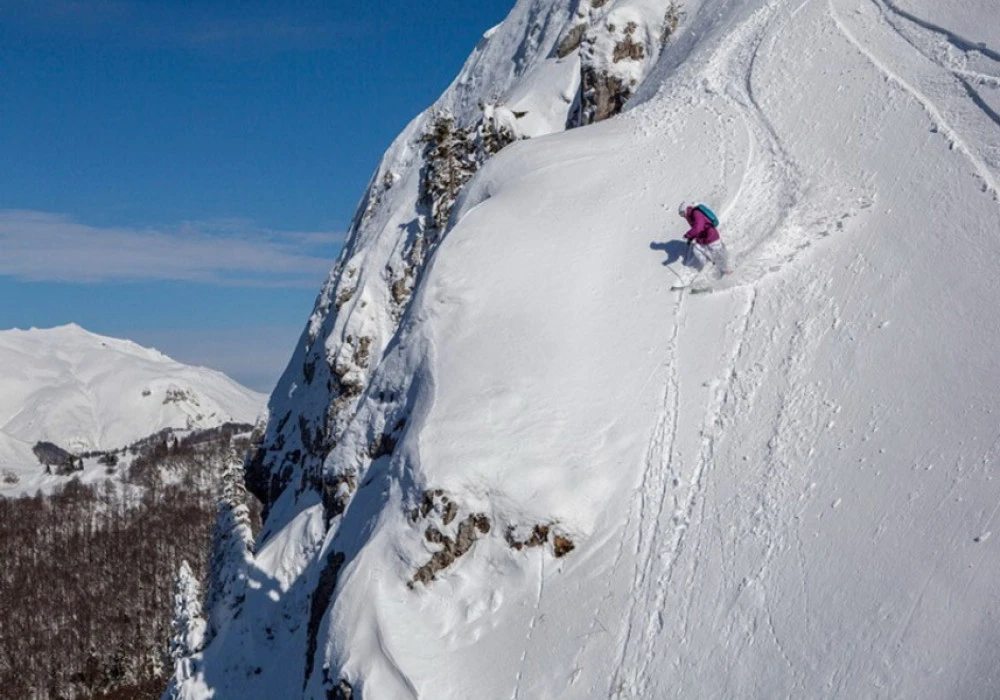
[179,0,1000,697]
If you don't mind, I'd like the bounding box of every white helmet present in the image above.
[678,201,689,217]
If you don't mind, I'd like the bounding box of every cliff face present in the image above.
[246,0,677,528]
[186,0,1000,697]
[239,0,678,554]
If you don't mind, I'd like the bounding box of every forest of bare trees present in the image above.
[0,424,259,699]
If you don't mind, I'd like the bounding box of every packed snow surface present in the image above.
[184,0,1000,697]
[0,324,264,494]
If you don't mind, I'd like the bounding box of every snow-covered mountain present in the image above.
[178,0,1000,697]
[0,324,264,494]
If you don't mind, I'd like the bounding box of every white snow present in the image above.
[182,0,1000,697]
[0,324,265,495]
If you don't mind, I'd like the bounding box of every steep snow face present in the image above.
[191,0,1000,697]
[0,324,264,492]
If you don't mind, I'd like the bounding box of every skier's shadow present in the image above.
[650,239,694,267]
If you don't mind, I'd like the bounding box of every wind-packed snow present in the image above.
[0,324,264,494]
[182,0,1000,697]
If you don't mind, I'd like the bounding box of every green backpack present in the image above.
[695,204,720,227]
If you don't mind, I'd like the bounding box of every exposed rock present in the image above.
[441,499,458,526]
[250,101,530,529]
[411,513,491,588]
[367,432,397,461]
[32,441,80,475]
[612,23,645,62]
[303,358,317,383]
[323,469,358,519]
[304,550,346,688]
[578,67,632,124]
[505,523,551,550]
[390,275,411,306]
[506,521,576,559]
[420,112,478,232]
[357,168,397,230]
[409,489,491,587]
[352,336,372,368]
[661,3,682,47]
[569,6,682,128]
[299,415,327,456]
[236,422,284,518]
[476,103,520,160]
[328,679,354,700]
[552,534,575,558]
[557,23,588,58]
[420,106,526,238]
[335,286,355,310]
[163,387,198,405]
[412,490,432,520]
[244,443,273,509]
[332,370,364,400]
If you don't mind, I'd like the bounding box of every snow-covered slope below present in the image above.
[183,0,1000,697]
[0,324,264,493]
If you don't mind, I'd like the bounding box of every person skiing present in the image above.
[678,201,731,276]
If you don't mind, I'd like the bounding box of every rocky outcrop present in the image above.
[246,0,619,533]
[305,550,346,687]
[556,22,588,58]
[32,441,80,475]
[409,489,492,587]
[325,679,355,700]
[505,522,576,558]
[565,1,683,126]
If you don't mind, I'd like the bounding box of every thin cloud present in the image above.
[0,210,344,287]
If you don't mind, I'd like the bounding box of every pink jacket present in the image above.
[683,207,720,245]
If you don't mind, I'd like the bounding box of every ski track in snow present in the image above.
[646,0,857,296]
[383,0,997,693]
[872,0,1000,130]
[565,296,683,691]
[510,550,545,700]
[608,290,684,698]
[721,299,815,686]
[696,0,808,288]
[828,0,1000,200]
[605,0,918,690]
[879,0,1000,63]
[611,1,813,694]
[608,0,1000,683]
[639,288,762,690]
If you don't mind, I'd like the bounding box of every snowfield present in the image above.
[0,324,264,495]
[179,0,1000,697]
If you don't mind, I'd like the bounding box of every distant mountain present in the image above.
[0,323,265,494]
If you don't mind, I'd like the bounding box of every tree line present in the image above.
[0,424,260,699]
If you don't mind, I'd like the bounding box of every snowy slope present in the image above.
[182,0,1000,697]
[0,324,264,493]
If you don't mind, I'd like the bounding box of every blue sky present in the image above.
[0,0,514,391]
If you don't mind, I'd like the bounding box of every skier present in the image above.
[678,201,731,277]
